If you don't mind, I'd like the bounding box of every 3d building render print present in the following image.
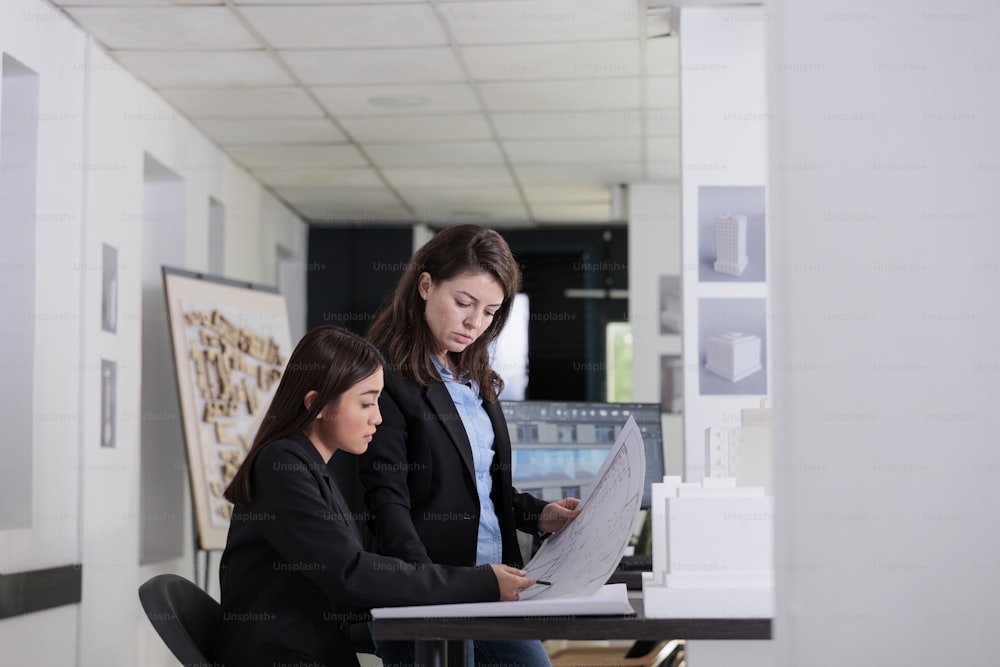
[210,325,541,667]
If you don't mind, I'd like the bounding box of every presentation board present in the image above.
[162,267,293,551]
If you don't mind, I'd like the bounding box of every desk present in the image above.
[371,597,771,667]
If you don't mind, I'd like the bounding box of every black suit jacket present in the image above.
[358,368,548,568]
[212,434,498,667]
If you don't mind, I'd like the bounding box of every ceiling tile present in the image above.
[382,166,515,188]
[226,144,368,170]
[195,119,346,145]
[439,0,638,44]
[462,41,640,80]
[240,5,448,49]
[233,0,424,4]
[63,7,258,49]
[647,161,681,182]
[647,137,681,163]
[514,162,644,185]
[479,79,640,112]
[158,87,324,118]
[648,76,680,108]
[366,141,504,168]
[647,109,681,136]
[505,139,640,164]
[522,185,612,204]
[314,83,480,117]
[281,48,464,85]
[646,36,680,77]
[113,51,292,88]
[339,115,492,143]
[493,111,642,139]
[251,168,384,189]
[52,0,222,6]
[275,187,410,223]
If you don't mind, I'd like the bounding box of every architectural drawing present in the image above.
[519,416,646,600]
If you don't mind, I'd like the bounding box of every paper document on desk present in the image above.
[370,583,633,619]
[519,415,646,601]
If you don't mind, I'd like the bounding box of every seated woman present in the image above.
[211,325,535,667]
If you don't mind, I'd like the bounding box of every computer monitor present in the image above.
[500,400,665,509]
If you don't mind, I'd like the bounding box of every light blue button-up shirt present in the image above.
[431,355,504,566]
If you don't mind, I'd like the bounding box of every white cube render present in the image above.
[705,332,762,382]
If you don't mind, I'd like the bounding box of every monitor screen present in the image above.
[500,400,665,509]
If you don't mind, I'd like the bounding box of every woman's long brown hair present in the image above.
[367,225,520,402]
[224,325,384,506]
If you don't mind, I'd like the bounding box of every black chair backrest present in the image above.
[138,573,221,667]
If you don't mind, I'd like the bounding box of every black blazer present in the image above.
[212,434,498,667]
[358,367,548,569]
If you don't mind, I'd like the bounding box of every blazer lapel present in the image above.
[424,383,476,481]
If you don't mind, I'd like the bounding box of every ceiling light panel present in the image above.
[195,119,346,145]
[113,51,292,88]
[492,111,643,139]
[63,7,258,49]
[382,166,515,188]
[365,141,504,168]
[314,83,480,117]
[338,115,492,143]
[225,144,367,170]
[462,41,640,81]
[478,79,640,112]
[280,48,464,86]
[438,0,637,44]
[401,186,523,207]
[240,5,448,49]
[159,87,324,118]
[531,203,613,223]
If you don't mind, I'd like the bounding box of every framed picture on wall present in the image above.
[697,185,766,283]
[101,243,118,333]
[162,267,293,551]
[697,297,768,396]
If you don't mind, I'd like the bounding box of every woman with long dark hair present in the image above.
[360,226,580,667]
[212,325,535,667]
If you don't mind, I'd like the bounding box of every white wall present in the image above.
[768,0,1000,664]
[627,182,684,476]
[0,1,308,665]
[679,7,769,483]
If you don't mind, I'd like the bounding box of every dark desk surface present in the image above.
[371,597,772,642]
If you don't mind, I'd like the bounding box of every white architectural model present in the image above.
[705,398,772,494]
[705,331,762,382]
[713,214,749,276]
[643,477,773,618]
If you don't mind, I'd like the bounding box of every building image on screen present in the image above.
[501,401,665,509]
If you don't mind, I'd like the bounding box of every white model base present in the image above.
[642,583,774,618]
[713,257,749,276]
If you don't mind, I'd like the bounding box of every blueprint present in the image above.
[519,416,646,600]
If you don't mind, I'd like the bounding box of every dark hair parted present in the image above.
[367,225,520,402]
[224,325,384,506]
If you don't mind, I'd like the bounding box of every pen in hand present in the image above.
[534,580,552,586]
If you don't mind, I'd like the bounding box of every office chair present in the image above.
[138,573,221,667]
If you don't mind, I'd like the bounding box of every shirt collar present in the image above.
[430,353,471,385]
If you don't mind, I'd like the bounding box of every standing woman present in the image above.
[211,325,535,667]
[360,225,580,667]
